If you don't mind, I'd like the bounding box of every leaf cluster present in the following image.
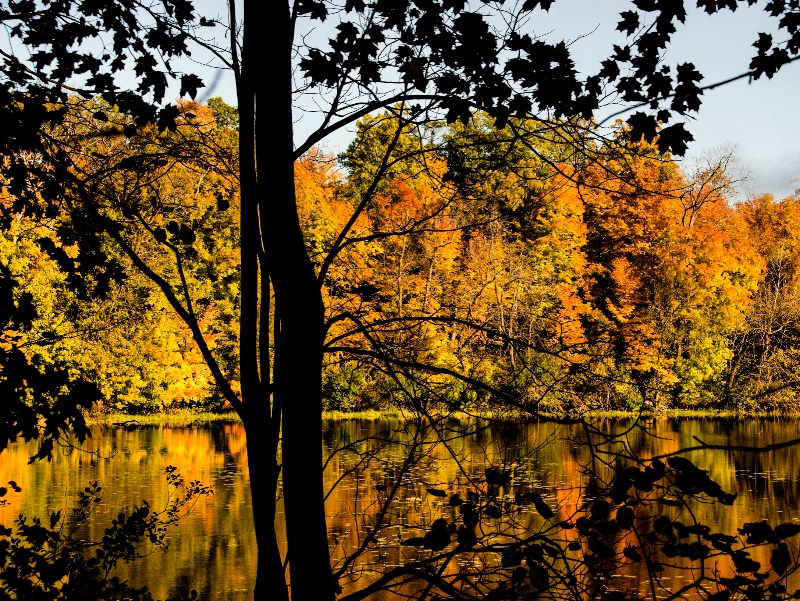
[0,467,210,601]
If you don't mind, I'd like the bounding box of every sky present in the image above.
[189,0,800,199]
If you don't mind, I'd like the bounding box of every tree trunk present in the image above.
[240,1,334,599]
[245,426,289,601]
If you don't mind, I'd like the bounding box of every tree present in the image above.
[578,140,761,408]
[0,102,240,415]
[725,194,800,410]
[1,1,800,600]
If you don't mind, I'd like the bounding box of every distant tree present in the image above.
[1,1,799,600]
[726,194,800,410]
[577,141,761,409]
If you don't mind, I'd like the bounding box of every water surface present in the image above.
[1,417,799,599]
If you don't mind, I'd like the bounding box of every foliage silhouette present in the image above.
[0,467,211,601]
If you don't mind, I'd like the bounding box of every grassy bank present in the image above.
[84,410,242,427]
[84,406,797,427]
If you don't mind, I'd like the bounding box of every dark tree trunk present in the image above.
[246,426,289,601]
[239,1,334,600]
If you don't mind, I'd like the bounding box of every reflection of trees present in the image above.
[319,416,800,601]
[0,423,254,600]
[4,419,800,599]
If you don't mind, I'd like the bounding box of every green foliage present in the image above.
[322,362,370,412]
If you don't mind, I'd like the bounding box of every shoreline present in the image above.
[83,407,800,426]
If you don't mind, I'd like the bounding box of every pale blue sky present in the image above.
[190,1,799,199]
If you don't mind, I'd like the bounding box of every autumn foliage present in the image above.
[3,104,800,415]
[300,116,800,414]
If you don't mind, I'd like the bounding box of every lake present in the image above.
[1,417,799,600]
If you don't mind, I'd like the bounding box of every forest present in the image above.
[3,99,798,418]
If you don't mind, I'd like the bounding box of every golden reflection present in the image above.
[0,423,255,601]
[1,418,800,600]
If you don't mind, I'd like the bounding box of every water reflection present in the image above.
[0,423,255,601]
[322,417,800,600]
[0,418,799,600]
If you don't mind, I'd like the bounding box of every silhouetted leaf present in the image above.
[456,524,476,548]
[521,0,555,10]
[731,550,760,573]
[526,492,554,519]
[616,506,635,529]
[739,521,773,545]
[591,499,610,520]
[529,564,549,591]
[772,543,791,575]
[657,123,693,155]
[178,224,196,244]
[424,519,451,550]
[402,536,425,547]
[617,11,640,35]
[296,0,328,20]
[180,73,203,99]
[501,548,523,567]
[627,111,658,142]
[775,523,800,540]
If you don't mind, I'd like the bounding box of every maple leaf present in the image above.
[179,73,203,99]
[750,47,791,77]
[140,69,168,101]
[633,0,658,10]
[675,62,702,84]
[617,11,640,35]
[521,0,555,10]
[598,59,620,81]
[157,105,180,131]
[753,32,773,53]
[300,49,341,86]
[656,122,694,155]
[87,72,114,91]
[134,54,158,77]
[399,57,429,91]
[780,11,800,34]
[344,0,366,12]
[627,111,658,143]
[646,71,672,98]
[295,0,327,20]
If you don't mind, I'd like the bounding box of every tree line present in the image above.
[5,101,799,416]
